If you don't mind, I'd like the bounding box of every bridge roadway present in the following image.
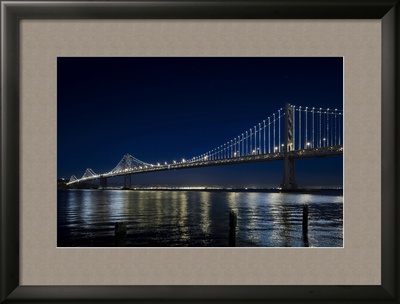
[67,145,343,185]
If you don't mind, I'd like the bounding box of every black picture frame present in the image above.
[1,1,398,303]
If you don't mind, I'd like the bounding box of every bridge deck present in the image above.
[67,145,343,185]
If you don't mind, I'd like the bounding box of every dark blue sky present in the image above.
[58,57,343,188]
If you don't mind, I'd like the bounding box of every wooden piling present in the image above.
[302,205,308,234]
[115,222,126,246]
[302,205,309,247]
[229,211,237,246]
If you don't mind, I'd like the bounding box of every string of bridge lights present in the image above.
[187,105,342,164]
[68,105,343,184]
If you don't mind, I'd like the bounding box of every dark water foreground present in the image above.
[57,189,343,247]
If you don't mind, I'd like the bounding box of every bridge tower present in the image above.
[281,103,298,190]
[124,154,132,190]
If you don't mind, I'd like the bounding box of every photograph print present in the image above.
[57,57,343,247]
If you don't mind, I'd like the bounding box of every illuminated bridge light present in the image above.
[67,104,343,187]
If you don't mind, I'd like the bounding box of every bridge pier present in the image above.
[282,158,298,190]
[123,174,131,190]
[281,103,298,190]
[100,176,107,189]
[122,155,133,190]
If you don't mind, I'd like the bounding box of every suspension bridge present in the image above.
[66,103,343,190]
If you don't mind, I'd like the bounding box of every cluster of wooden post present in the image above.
[114,208,308,247]
[115,222,126,246]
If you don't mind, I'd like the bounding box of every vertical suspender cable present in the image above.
[299,107,302,149]
[259,123,261,154]
[273,113,276,152]
[268,117,271,153]
[278,109,281,152]
[334,109,337,146]
[250,129,252,154]
[327,109,330,146]
[312,108,314,147]
[305,107,308,147]
[263,120,266,154]
[293,106,295,150]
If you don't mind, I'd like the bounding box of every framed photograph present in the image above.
[58,57,344,249]
[1,0,398,303]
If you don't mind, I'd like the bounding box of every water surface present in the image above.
[57,189,343,247]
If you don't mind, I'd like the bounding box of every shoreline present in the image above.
[59,187,343,194]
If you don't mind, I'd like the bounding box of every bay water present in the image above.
[57,189,343,247]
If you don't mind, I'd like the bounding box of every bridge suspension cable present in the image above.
[293,106,343,149]
[189,105,342,163]
[190,107,285,162]
[110,153,153,173]
[82,168,97,179]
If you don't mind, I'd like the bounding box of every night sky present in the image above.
[58,57,343,188]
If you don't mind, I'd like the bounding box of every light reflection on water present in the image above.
[57,189,343,247]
